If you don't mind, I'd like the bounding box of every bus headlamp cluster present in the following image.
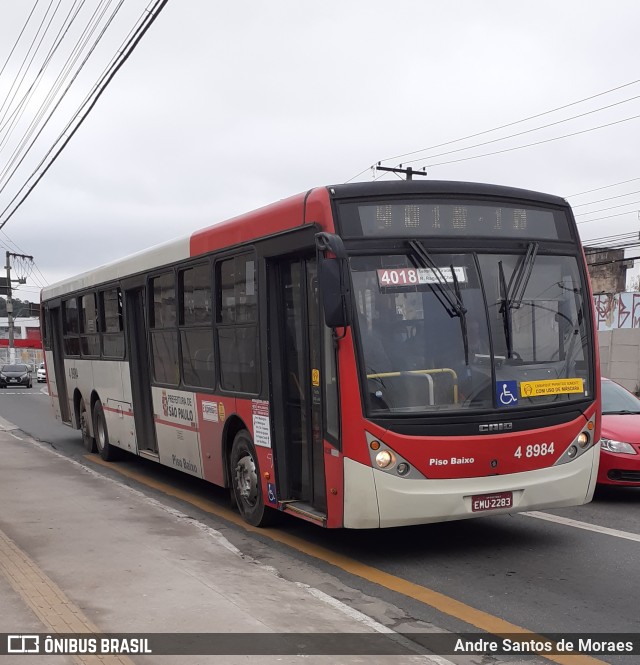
[365,432,426,479]
[553,416,597,466]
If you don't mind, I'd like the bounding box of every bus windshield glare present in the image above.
[350,250,590,414]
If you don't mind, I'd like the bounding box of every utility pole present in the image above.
[5,251,32,364]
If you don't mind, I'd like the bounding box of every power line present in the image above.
[0,0,170,230]
[346,79,640,182]
[378,78,640,165]
[571,189,640,208]
[0,0,87,142]
[0,0,62,128]
[574,200,640,217]
[0,1,41,82]
[0,0,89,164]
[576,210,640,225]
[0,0,123,192]
[567,177,640,198]
[416,113,640,171]
[397,93,640,168]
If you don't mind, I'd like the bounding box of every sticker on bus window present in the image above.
[377,267,466,288]
[497,381,519,407]
[520,378,584,397]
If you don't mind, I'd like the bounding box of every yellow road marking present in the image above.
[0,526,135,665]
[89,455,605,665]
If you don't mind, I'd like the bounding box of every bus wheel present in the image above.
[93,400,117,462]
[80,398,96,453]
[230,431,274,527]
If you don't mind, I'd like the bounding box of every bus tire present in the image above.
[80,398,96,452]
[230,430,274,527]
[93,400,117,462]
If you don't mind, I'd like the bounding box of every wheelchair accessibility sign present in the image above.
[497,381,518,407]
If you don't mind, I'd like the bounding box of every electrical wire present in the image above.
[378,79,640,165]
[345,80,640,182]
[0,1,42,82]
[396,94,640,168]
[0,0,87,147]
[0,0,62,127]
[0,0,119,190]
[0,0,169,230]
[414,113,640,171]
[571,189,640,208]
[576,210,640,225]
[567,177,640,198]
[574,200,640,217]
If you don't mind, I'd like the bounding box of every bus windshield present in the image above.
[350,250,591,414]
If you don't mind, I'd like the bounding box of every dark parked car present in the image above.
[0,363,33,388]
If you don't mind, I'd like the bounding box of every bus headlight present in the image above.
[577,432,590,448]
[375,450,395,468]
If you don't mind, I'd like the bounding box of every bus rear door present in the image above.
[123,283,158,455]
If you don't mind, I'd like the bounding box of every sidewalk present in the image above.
[0,417,431,665]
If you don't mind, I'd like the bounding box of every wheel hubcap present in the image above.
[234,454,258,507]
[96,419,105,449]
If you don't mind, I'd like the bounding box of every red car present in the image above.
[599,378,640,485]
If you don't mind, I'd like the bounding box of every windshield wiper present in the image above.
[408,240,466,318]
[603,409,640,415]
[499,242,539,359]
[507,242,539,310]
[408,240,470,366]
[498,261,513,359]
[450,264,469,366]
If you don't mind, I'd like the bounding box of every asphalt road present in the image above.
[3,384,640,663]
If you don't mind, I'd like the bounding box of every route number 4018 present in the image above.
[514,443,554,458]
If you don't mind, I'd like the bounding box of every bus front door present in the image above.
[270,258,327,518]
[124,286,157,454]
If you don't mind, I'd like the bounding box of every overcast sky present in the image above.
[1,0,639,300]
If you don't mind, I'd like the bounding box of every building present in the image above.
[0,316,42,365]
[585,246,634,294]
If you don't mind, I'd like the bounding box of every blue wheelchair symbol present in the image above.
[267,483,277,504]
[497,380,518,407]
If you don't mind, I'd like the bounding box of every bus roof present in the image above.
[327,180,569,207]
[41,180,569,301]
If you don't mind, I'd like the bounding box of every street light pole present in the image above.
[5,251,32,364]
[5,252,14,363]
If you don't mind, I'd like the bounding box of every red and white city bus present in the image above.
[41,180,600,528]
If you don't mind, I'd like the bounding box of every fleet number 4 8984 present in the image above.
[514,443,554,458]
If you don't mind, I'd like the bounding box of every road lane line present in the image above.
[88,456,606,665]
[523,510,640,542]
[0,527,136,665]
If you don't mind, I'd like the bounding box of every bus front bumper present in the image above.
[342,445,599,528]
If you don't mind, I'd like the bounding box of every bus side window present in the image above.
[216,255,259,394]
[150,272,179,386]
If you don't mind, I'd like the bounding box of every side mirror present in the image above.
[319,258,349,328]
[316,233,350,329]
